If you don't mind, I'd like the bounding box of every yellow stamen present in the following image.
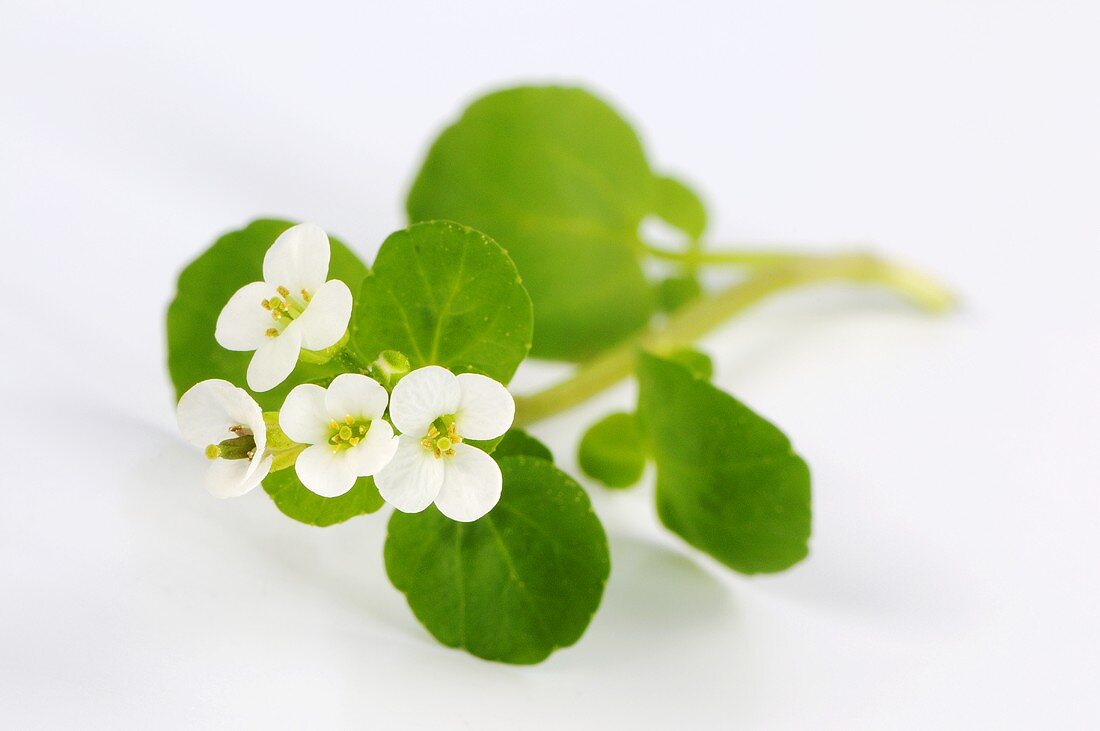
[344,415,354,426]
[349,437,360,446]
[265,328,279,337]
[261,299,271,310]
[301,288,312,302]
[277,286,290,297]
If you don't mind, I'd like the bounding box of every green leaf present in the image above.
[655,274,702,313]
[578,412,646,488]
[384,456,610,664]
[464,434,505,455]
[407,86,658,361]
[167,219,369,411]
[262,470,384,527]
[351,221,532,384]
[666,348,714,380]
[636,352,811,574]
[492,429,553,462]
[652,175,707,240]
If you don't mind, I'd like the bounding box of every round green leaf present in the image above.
[384,456,610,664]
[655,274,703,313]
[636,352,812,574]
[407,86,659,361]
[167,219,369,410]
[578,412,646,488]
[262,471,384,527]
[351,221,532,384]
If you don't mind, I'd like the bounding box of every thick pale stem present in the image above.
[643,245,812,267]
[513,253,953,426]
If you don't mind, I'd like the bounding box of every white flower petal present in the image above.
[279,383,330,445]
[388,366,460,436]
[294,444,356,497]
[177,379,260,448]
[344,419,398,476]
[263,222,330,294]
[246,322,302,392]
[297,279,352,351]
[205,453,272,498]
[453,373,515,440]
[374,436,444,513]
[324,373,389,421]
[215,281,280,351]
[434,443,503,522]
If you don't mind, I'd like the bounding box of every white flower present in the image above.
[215,223,353,392]
[177,379,273,498]
[279,374,399,497]
[375,366,515,522]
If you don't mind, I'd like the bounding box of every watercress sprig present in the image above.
[166,83,952,665]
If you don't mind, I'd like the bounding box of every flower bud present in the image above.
[370,350,411,387]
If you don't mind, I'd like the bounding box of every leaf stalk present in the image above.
[513,252,953,426]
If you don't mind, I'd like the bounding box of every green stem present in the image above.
[643,244,812,267]
[334,346,368,373]
[513,252,953,426]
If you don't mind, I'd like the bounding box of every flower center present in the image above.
[262,285,312,337]
[205,425,256,460]
[421,416,462,459]
[328,414,371,451]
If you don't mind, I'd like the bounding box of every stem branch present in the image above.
[513,252,953,426]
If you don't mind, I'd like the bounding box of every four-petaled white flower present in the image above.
[177,379,273,498]
[280,374,399,497]
[216,223,352,392]
[375,366,515,522]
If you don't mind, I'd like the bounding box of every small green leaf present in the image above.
[666,348,714,380]
[385,456,610,664]
[464,434,505,455]
[492,429,553,462]
[652,175,707,240]
[167,219,368,410]
[636,352,811,574]
[351,221,533,384]
[578,412,646,488]
[262,470,384,527]
[407,86,657,361]
[655,274,702,313]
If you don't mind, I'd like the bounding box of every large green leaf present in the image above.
[384,456,610,664]
[262,471,384,527]
[351,221,532,384]
[167,219,369,411]
[636,352,812,574]
[407,86,662,361]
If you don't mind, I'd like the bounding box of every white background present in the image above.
[2,1,1098,728]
